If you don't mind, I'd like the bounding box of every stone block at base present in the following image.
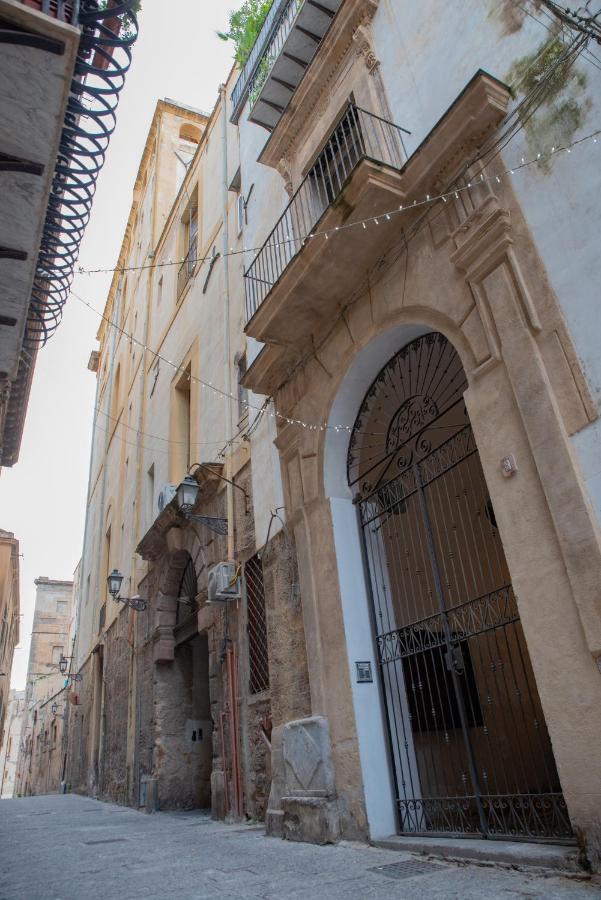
[282,796,340,844]
[265,808,284,838]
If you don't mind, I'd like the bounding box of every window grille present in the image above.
[246,554,270,694]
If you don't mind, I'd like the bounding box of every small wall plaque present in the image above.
[500,454,518,477]
[356,661,373,683]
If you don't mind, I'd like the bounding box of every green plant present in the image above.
[218,0,274,66]
[97,1,141,41]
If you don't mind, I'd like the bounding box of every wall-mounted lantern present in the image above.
[107,569,147,611]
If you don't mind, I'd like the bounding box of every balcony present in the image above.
[244,104,408,333]
[242,73,512,395]
[230,0,342,128]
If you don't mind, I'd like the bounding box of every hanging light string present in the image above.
[76,127,600,278]
[71,127,600,435]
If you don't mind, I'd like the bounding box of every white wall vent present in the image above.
[207,562,241,603]
[157,484,177,514]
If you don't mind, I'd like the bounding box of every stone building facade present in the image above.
[65,0,601,872]
[0,690,26,798]
[14,577,73,796]
[0,529,20,740]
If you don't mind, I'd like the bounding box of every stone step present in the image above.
[372,835,581,872]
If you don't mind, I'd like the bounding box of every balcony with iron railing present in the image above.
[244,104,409,343]
[230,0,342,128]
[177,239,197,300]
[241,72,512,397]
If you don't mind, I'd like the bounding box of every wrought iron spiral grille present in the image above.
[351,332,571,840]
[25,1,139,349]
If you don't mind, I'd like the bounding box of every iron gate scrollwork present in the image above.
[349,332,571,840]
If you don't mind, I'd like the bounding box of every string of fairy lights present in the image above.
[72,126,600,440]
[76,128,600,279]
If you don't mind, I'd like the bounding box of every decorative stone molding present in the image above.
[352,22,379,73]
[450,193,601,658]
[268,716,340,844]
[276,157,293,199]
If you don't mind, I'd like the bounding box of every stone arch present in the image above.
[152,527,204,664]
[279,300,601,844]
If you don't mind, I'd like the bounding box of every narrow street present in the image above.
[0,795,598,900]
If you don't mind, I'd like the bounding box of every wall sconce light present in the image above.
[51,702,65,718]
[107,569,147,611]
[58,654,73,675]
[175,464,249,534]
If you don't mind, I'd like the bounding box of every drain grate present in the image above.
[370,860,444,881]
[82,838,127,846]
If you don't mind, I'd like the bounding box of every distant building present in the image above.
[0,530,20,738]
[0,690,26,798]
[14,578,73,796]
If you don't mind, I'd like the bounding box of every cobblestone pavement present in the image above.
[0,794,599,900]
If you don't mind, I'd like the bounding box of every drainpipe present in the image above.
[220,83,235,561]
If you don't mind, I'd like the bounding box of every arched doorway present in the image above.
[348,331,570,840]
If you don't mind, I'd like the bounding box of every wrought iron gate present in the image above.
[348,332,571,839]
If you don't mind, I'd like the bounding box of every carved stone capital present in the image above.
[352,22,379,73]
[276,157,294,198]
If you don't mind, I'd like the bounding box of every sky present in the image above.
[1,2,235,690]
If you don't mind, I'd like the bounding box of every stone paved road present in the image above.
[0,795,599,900]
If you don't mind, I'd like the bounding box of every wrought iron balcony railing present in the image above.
[20,0,79,24]
[230,0,341,128]
[177,241,197,299]
[244,104,409,323]
[230,0,288,121]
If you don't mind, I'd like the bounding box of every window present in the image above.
[177,205,198,298]
[245,554,270,694]
[237,193,245,236]
[111,363,121,424]
[170,366,191,483]
[147,463,155,526]
[56,601,67,616]
[237,353,248,425]
[103,525,112,603]
[51,646,64,664]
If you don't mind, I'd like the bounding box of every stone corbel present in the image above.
[352,21,379,74]
[276,157,294,199]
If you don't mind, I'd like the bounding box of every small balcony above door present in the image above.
[244,104,409,341]
[241,72,512,397]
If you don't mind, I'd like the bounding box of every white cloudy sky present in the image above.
[1,2,234,689]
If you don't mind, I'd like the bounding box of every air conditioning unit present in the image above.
[207,562,241,603]
[157,484,177,514]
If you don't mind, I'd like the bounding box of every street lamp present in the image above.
[106,570,147,612]
[176,475,200,512]
[58,656,68,675]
